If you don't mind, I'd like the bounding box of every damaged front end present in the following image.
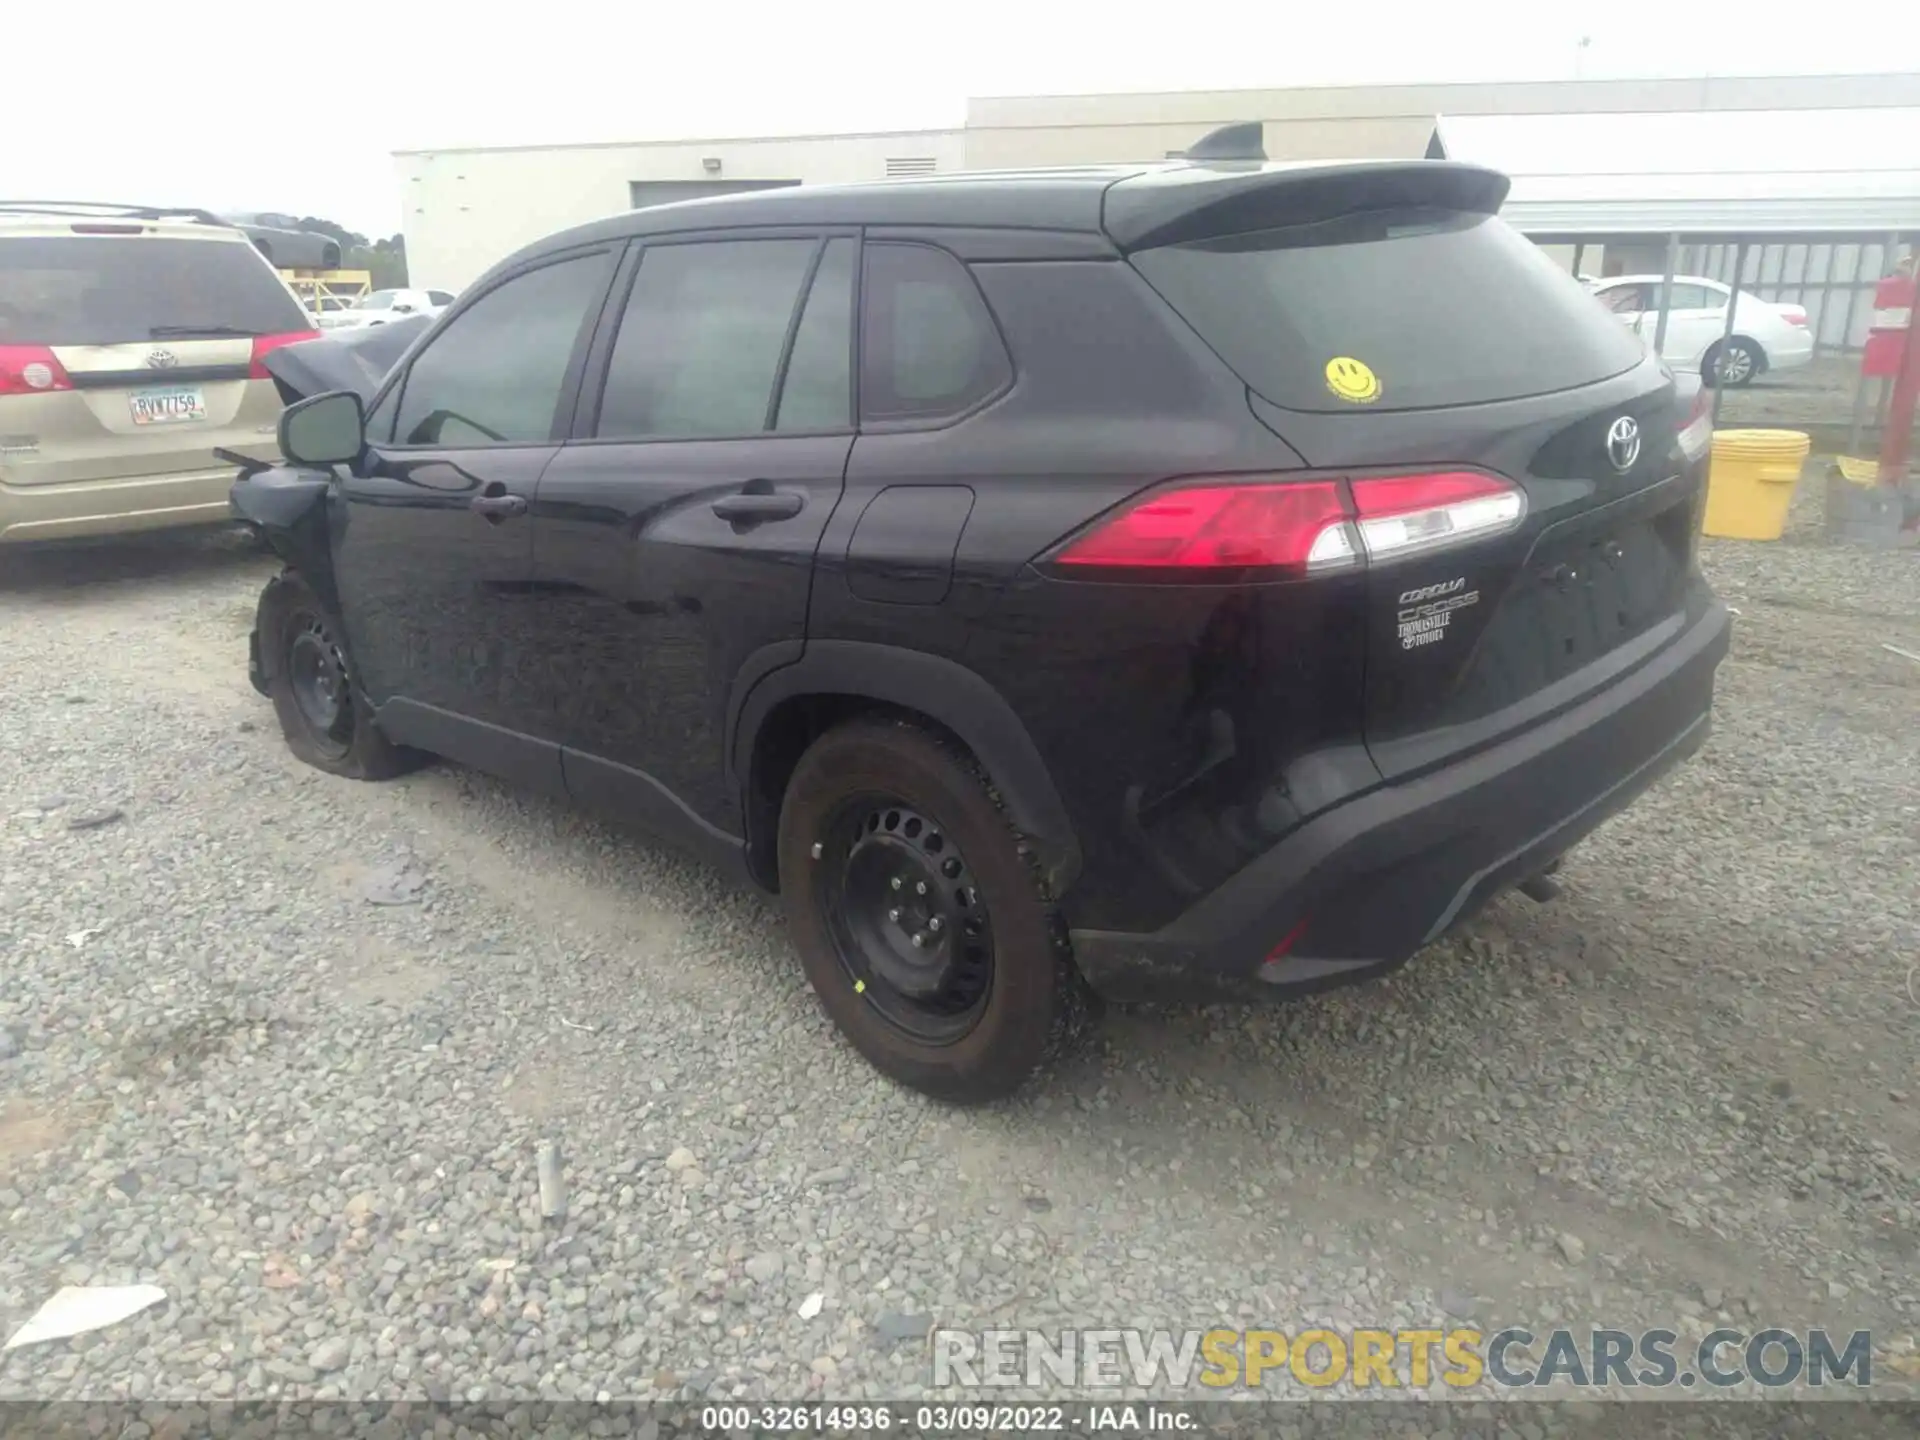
[228,317,430,693]
[257,313,431,410]
[234,470,335,698]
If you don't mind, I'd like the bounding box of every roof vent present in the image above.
[1181,122,1267,163]
[885,157,938,178]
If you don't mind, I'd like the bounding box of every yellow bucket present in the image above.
[1703,429,1812,541]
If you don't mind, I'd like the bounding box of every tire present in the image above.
[257,570,419,780]
[1705,338,1762,388]
[777,718,1088,1104]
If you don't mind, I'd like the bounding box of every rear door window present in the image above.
[1131,210,1645,413]
[596,239,819,439]
[775,238,855,432]
[859,243,1011,423]
[0,236,311,345]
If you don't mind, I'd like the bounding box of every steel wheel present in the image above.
[259,572,418,782]
[284,612,354,760]
[816,797,994,1045]
[777,719,1085,1102]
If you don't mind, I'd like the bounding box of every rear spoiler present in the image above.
[1102,159,1511,252]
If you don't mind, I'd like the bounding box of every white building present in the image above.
[396,72,1920,293]
[396,128,964,293]
[1429,105,1920,349]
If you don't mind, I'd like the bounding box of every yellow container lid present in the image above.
[1711,428,1813,461]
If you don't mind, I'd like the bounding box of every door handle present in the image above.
[711,490,804,523]
[471,493,528,521]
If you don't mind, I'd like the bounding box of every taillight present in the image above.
[0,345,74,397]
[1780,306,1809,328]
[1048,469,1524,580]
[249,330,320,380]
[1349,471,1526,563]
[1677,386,1713,466]
[1053,479,1356,576]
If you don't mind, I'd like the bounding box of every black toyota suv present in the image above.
[234,127,1730,1102]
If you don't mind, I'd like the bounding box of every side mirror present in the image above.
[279,391,365,467]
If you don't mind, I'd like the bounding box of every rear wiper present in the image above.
[148,324,261,338]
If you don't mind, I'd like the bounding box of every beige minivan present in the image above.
[0,203,318,544]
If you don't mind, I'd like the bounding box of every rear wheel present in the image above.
[1705,338,1762,388]
[258,572,418,780]
[777,719,1085,1103]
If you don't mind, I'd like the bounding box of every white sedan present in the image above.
[317,287,455,332]
[1589,275,1813,387]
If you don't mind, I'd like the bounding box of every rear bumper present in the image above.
[1765,333,1814,374]
[0,465,243,544]
[1071,598,1732,1003]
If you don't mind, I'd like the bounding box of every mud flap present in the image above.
[229,467,342,616]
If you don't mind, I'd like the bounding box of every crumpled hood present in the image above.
[265,314,433,404]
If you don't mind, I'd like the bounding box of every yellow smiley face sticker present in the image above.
[1325,356,1381,404]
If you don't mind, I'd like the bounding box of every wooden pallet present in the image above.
[279,268,371,313]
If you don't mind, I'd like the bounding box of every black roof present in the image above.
[533,166,1142,252]
[502,157,1510,274]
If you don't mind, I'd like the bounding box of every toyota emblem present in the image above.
[1606,415,1642,473]
[145,348,179,370]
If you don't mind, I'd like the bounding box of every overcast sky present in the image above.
[7,0,1917,237]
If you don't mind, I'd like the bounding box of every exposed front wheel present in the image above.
[777,719,1086,1103]
[258,572,419,780]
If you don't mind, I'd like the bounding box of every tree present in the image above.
[366,234,408,290]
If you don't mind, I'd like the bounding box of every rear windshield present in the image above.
[1132,210,1644,413]
[0,235,311,345]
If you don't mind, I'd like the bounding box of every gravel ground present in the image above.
[1713,354,1861,433]
[1,500,1916,1414]
[1715,353,1920,454]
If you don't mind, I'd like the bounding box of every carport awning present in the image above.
[1428,109,1920,235]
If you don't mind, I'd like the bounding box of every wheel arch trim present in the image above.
[729,641,1083,895]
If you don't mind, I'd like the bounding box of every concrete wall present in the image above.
[399,74,1920,289]
[964,114,1430,168]
[962,73,1920,169]
[1535,242,1607,278]
[627,180,799,210]
[397,130,964,289]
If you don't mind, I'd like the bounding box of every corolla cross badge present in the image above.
[1606,415,1642,473]
[145,348,179,370]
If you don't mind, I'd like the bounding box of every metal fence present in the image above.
[1545,232,1907,359]
[1680,235,1907,357]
